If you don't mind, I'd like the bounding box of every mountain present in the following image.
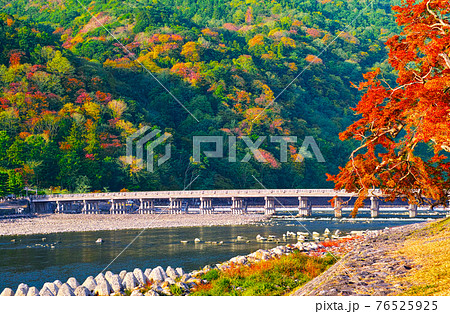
[0,0,401,194]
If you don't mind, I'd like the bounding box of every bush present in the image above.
[191,252,335,296]
[202,269,220,281]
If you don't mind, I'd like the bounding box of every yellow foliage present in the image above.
[103,58,138,69]
[82,101,101,120]
[107,99,127,119]
[281,37,296,48]
[59,103,79,115]
[322,33,332,44]
[159,34,171,43]
[181,41,200,62]
[116,119,137,136]
[136,52,161,72]
[119,156,144,175]
[268,28,281,37]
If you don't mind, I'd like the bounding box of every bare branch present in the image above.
[439,52,450,69]
[426,0,450,34]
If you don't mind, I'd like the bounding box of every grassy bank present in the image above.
[190,252,336,296]
[392,217,450,296]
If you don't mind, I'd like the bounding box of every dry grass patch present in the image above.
[393,217,450,296]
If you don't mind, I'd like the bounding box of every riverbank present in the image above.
[189,235,364,296]
[293,219,450,296]
[2,218,448,296]
[0,213,267,236]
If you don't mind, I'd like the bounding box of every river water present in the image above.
[0,209,447,291]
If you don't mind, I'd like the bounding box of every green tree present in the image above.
[0,131,10,168]
[46,51,74,76]
[7,170,23,195]
[0,170,8,197]
[74,175,91,193]
[134,11,150,33]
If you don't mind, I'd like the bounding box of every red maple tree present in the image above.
[328,0,450,216]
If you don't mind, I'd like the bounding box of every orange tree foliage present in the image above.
[248,34,265,48]
[328,0,450,215]
[305,54,323,64]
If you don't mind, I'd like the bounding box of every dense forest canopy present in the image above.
[0,0,402,195]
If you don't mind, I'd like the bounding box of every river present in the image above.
[0,209,447,291]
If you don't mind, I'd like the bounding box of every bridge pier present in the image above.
[334,197,343,218]
[56,201,63,214]
[169,198,183,214]
[200,197,213,214]
[29,201,36,213]
[35,202,50,213]
[83,200,100,214]
[110,200,127,214]
[69,202,74,213]
[56,201,71,214]
[119,201,127,214]
[409,203,418,218]
[264,196,276,215]
[297,196,312,217]
[231,197,246,214]
[370,197,380,218]
[139,199,155,214]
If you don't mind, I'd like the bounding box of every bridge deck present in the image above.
[30,189,367,202]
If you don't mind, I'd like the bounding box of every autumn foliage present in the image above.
[0,0,413,194]
[328,0,450,215]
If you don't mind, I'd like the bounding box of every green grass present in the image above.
[169,284,183,296]
[190,252,336,296]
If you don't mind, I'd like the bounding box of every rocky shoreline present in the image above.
[0,227,374,296]
[0,213,267,236]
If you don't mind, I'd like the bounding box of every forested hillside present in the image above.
[0,0,401,194]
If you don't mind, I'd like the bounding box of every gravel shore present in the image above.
[292,222,429,296]
[0,213,267,236]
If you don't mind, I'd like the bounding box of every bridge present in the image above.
[29,189,421,218]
